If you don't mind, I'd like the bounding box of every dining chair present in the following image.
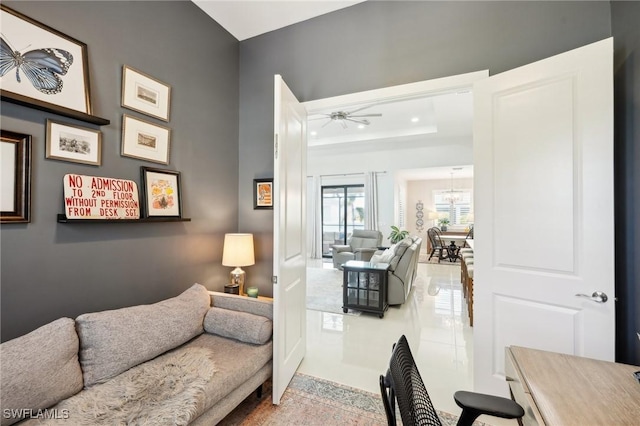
[379,335,524,426]
[427,228,448,262]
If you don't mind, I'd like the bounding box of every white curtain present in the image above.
[365,171,378,230]
[309,176,322,259]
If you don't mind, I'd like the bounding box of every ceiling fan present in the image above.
[310,104,382,128]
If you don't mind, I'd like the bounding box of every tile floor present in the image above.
[298,258,516,426]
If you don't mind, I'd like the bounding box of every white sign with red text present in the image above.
[63,174,140,219]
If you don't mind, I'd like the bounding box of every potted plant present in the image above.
[388,226,409,244]
[438,218,450,231]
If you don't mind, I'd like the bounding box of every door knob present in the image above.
[575,291,608,303]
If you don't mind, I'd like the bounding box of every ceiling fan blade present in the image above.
[348,113,382,118]
[321,119,334,128]
[347,103,380,114]
[308,114,332,121]
[340,120,348,129]
[345,118,371,125]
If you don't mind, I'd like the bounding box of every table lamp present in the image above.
[222,233,255,296]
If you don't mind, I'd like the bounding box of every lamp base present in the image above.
[230,267,246,295]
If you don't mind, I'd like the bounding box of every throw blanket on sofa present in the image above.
[39,348,216,426]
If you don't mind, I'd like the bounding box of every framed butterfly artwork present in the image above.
[0,5,93,116]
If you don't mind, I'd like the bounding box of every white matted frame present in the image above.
[121,114,171,165]
[0,5,92,115]
[140,167,182,218]
[121,65,171,122]
[46,119,102,166]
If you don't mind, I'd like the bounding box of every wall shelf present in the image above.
[57,214,191,223]
[1,92,110,126]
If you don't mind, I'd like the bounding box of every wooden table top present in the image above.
[509,346,640,425]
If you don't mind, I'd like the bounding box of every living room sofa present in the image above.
[0,284,273,426]
[370,236,422,305]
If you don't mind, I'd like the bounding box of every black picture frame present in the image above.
[253,178,273,210]
[140,167,183,218]
[1,130,32,223]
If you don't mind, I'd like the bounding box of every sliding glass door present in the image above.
[321,185,365,257]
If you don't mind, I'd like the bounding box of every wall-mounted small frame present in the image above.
[253,178,273,210]
[140,167,183,218]
[121,114,171,165]
[1,130,32,223]
[121,65,171,122]
[0,5,93,115]
[46,119,102,166]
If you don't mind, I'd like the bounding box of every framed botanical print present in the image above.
[140,167,182,218]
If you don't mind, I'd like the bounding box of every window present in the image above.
[434,189,473,226]
[321,185,365,256]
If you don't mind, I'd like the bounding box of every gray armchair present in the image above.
[331,229,383,269]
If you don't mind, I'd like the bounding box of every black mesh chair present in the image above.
[379,335,524,426]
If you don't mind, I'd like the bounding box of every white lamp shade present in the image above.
[222,233,255,267]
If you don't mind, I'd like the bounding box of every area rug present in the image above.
[306,267,360,316]
[219,373,485,426]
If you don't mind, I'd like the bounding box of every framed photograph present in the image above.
[46,119,102,166]
[121,65,171,122]
[1,130,32,223]
[121,114,171,165]
[254,178,273,210]
[0,5,92,115]
[140,167,182,218]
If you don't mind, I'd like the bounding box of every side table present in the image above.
[342,260,389,318]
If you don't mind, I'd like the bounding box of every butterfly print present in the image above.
[0,36,73,95]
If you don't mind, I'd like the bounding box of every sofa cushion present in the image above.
[388,237,413,270]
[76,283,210,387]
[0,318,83,426]
[178,333,273,418]
[370,244,396,264]
[204,307,272,345]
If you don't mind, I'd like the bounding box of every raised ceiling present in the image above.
[307,91,473,148]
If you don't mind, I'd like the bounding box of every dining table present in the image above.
[438,234,469,261]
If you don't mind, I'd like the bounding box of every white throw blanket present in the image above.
[37,347,216,425]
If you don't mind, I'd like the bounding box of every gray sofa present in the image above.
[0,284,273,426]
[370,236,422,305]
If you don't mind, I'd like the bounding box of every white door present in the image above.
[473,38,614,395]
[272,75,307,404]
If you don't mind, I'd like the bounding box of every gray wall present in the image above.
[237,1,640,363]
[611,0,640,364]
[1,1,239,341]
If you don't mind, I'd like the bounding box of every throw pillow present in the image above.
[204,307,272,345]
[370,246,396,264]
